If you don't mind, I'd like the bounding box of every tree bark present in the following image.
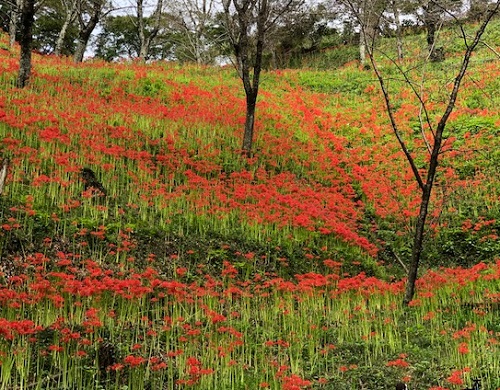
[17,0,36,88]
[359,27,367,64]
[364,0,500,305]
[74,0,105,63]
[55,0,78,56]
[0,158,9,196]
[392,0,403,59]
[242,93,257,153]
[138,0,163,60]
[423,1,439,57]
[9,0,24,47]
[403,167,436,304]
[73,39,87,62]
[137,0,147,58]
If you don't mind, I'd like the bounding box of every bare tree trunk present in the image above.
[138,0,163,60]
[392,0,403,59]
[359,27,367,64]
[242,92,257,153]
[74,0,105,63]
[240,0,265,156]
[403,151,437,304]
[224,0,298,156]
[423,0,440,58]
[365,2,500,305]
[9,0,24,47]
[73,40,87,62]
[17,0,36,88]
[0,158,9,196]
[137,0,147,58]
[55,0,78,56]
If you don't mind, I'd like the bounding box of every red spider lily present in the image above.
[176,267,188,277]
[221,261,238,278]
[423,311,436,321]
[48,344,64,352]
[386,358,410,368]
[339,364,358,372]
[108,363,124,371]
[0,319,41,340]
[265,339,290,348]
[281,374,312,389]
[123,354,146,367]
[458,342,470,354]
[447,368,470,386]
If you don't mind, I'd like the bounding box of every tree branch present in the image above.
[367,53,426,191]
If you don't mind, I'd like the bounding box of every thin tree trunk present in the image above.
[138,0,163,60]
[359,28,366,64]
[393,1,403,59]
[242,93,257,153]
[403,175,433,304]
[365,0,500,306]
[358,2,380,68]
[55,0,77,56]
[17,0,36,88]
[73,39,87,62]
[74,0,104,63]
[0,158,9,196]
[9,12,17,47]
[424,1,439,57]
[137,0,147,58]
[9,0,23,47]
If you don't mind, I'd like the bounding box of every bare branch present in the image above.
[467,34,500,59]
[373,62,426,191]
[418,104,432,154]
[434,1,500,146]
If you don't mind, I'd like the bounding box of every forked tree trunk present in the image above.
[138,0,163,60]
[74,0,104,63]
[403,159,437,304]
[240,26,263,156]
[223,0,272,157]
[362,0,500,305]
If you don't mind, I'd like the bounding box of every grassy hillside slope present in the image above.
[1,24,499,276]
[0,21,499,389]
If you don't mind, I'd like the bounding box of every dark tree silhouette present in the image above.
[359,1,500,305]
[222,0,301,156]
[80,167,107,196]
[17,0,36,88]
